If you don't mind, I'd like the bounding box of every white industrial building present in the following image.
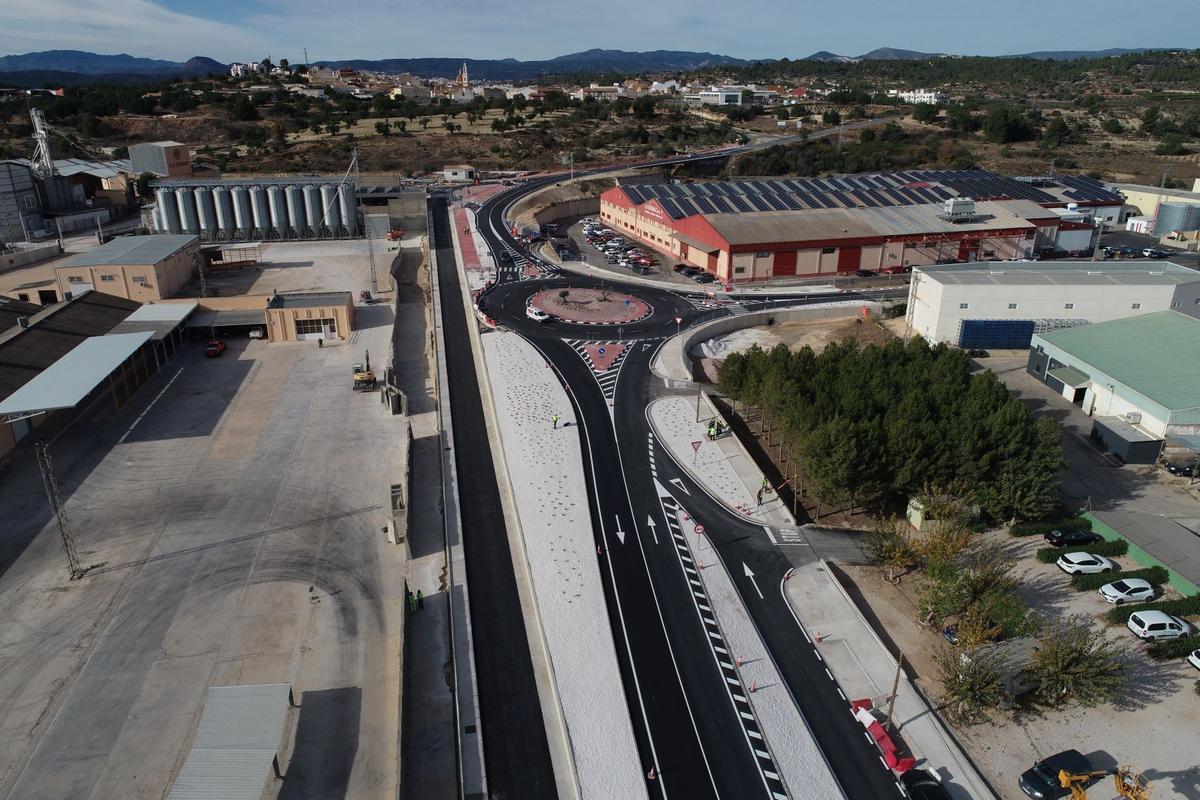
[888,88,948,104]
[1027,311,1200,463]
[906,261,1200,349]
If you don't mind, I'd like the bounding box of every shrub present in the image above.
[1070,566,1169,591]
[1105,594,1200,625]
[1146,634,1200,660]
[1030,616,1126,707]
[1010,518,1091,537]
[1036,539,1128,564]
[935,645,1010,724]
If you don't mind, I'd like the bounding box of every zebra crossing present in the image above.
[565,339,632,401]
[657,493,790,800]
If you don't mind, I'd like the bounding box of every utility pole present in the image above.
[884,654,905,729]
[352,148,379,293]
[35,442,84,580]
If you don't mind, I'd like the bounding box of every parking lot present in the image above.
[560,215,703,287]
[0,293,405,798]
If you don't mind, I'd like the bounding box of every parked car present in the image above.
[1019,749,1093,799]
[1127,610,1191,640]
[1165,461,1196,477]
[1098,578,1156,605]
[204,339,227,357]
[900,769,952,800]
[856,269,876,278]
[248,328,264,339]
[1188,648,1200,671]
[526,306,552,323]
[1055,552,1116,575]
[1143,248,1169,258]
[1043,529,1102,548]
[693,272,716,283]
[1119,246,1141,257]
[673,264,689,273]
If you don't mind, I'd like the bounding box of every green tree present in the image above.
[983,105,1037,143]
[135,171,156,198]
[1030,616,1126,707]
[1101,116,1123,134]
[230,94,259,121]
[375,120,391,136]
[935,645,1009,724]
[912,103,940,124]
[822,109,841,126]
[632,95,656,120]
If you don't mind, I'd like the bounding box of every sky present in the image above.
[0,0,1195,64]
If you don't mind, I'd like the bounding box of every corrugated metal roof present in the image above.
[166,684,292,800]
[58,235,197,268]
[1047,365,1090,387]
[267,291,352,309]
[1035,311,1200,412]
[109,302,196,340]
[918,262,1200,287]
[0,331,153,415]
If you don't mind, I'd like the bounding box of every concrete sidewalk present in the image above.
[649,394,796,529]
[786,562,998,800]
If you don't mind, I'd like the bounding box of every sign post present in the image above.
[691,439,702,465]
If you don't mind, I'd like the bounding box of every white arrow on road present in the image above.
[669,478,690,495]
[743,562,763,599]
[646,515,658,544]
[614,515,626,545]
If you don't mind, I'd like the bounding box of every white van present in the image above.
[1127,610,1191,641]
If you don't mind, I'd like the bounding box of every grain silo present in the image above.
[285,185,306,237]
[175,187,199,234]
[213,186,236,236]
[320,184,340,234]
[250,186,270,235]
[1154,202,1200,237]
[194,187,216,237]
[303,184,321,236]
[338,184,357,235]
[157,187,181,233]
[232,186,252,236]
[267,185,287,238]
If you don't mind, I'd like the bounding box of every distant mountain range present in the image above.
[803,46,1168,62]
[0,46,1182,87]
[314,49,757,80]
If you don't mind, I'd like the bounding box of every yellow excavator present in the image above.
[352,349,377,391]
[1059,766,1150,800]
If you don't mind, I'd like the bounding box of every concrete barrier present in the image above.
[652,302,883,384]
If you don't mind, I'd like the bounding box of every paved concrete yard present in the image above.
[0,306,405,799]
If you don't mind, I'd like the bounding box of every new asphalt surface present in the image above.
[458,169,910,798]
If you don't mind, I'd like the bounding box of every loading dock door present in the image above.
[837,246,861,272]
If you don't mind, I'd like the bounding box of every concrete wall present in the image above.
[655,301,883,383]
[1,242,61,273]
[533,197,599,226]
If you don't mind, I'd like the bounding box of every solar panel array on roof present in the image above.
[616,169,1106,219]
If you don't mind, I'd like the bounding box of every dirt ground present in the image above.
[837,528,1200,800]
[695,315,897,360]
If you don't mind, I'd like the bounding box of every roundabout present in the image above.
[528,287,652,325]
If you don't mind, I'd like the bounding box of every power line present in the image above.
[35,441,83,580]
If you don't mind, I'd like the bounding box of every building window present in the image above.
[821,247,836,255]
[1131,303,1141,309]
[67,275,84,283]
[1064,303,1074,309]
[132,275,147,284]
[1008,303,1017,309]
[294,317,336,335]
[23,195,36,209]
[100,275,116,282]
[734,266,747,274]
[17,293,29,301]
[959,303,969,309]
[755,251,770,258]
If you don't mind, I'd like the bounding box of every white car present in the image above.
[526,306,552,323]
[1056,552,1116,575]
[1188,649,1200,671]
[1127,610,1191,641]
[1098,578,1155,605]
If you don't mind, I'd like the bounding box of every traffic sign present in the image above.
[674,316,682,324]
[624,298,631,306]
[691,440,702,452]
[598,346,606,356]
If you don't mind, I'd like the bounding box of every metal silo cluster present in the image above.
[150,179,359,241]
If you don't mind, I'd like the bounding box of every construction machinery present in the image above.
[352,349,376,391]
[1059,766,1150,800]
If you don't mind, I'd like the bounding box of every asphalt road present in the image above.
[452,166,909,798]
[429,196,557,798]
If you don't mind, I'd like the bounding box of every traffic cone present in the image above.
[647,766,657,781]
[813,631,826,643]
[750,681,759,693]
[735,656,744,667]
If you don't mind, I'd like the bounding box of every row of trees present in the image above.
[717,338,1065,521]
[733,124,975,176]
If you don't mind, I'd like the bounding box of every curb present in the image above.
[702,391,798,527]
[448,210,583,800]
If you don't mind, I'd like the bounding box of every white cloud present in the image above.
[0,0,270,61]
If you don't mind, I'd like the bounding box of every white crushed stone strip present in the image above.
[650,396,764,519]
[674,505,843,800]
[482,332,646,800]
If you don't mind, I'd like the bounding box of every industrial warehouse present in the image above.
[150,177,360,240]
[599,170,1123,283]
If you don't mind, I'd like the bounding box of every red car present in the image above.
[204,339,227,358]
